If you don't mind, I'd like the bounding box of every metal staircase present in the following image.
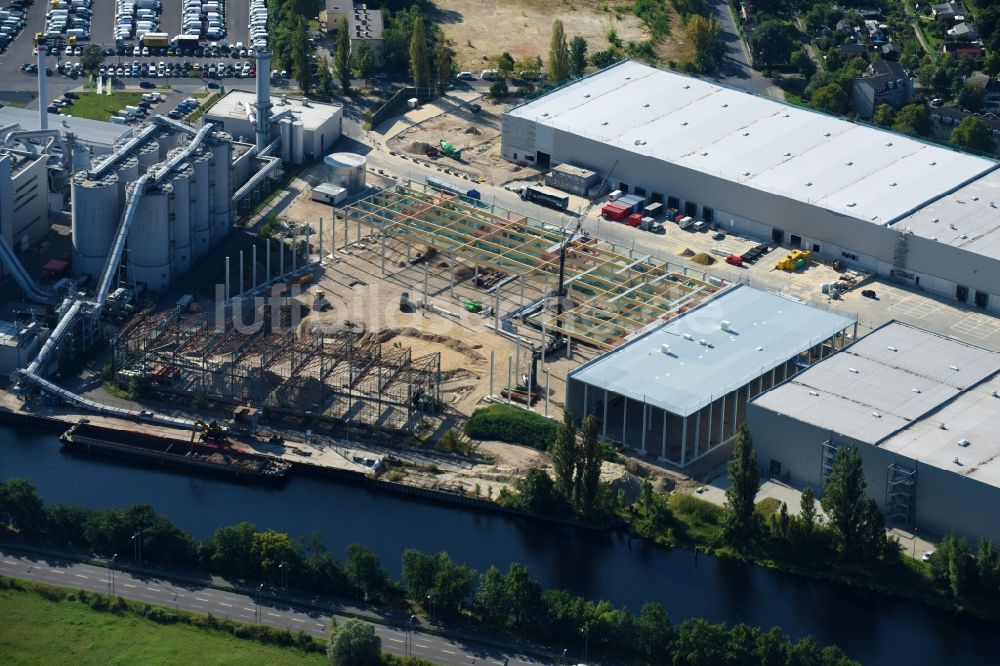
[821,439,840,488]
[892,228,912,281]
[885,463,917,528]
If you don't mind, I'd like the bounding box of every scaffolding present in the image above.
[885,463,917,529]
[112,307,441,433]
[342,182,725,349]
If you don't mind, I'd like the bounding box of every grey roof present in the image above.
[0,106,130,149]
[753,322,1000,488]
[506,61,996,227]
[569,286,856,416]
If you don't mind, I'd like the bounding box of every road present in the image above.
[709,0,775,96]
[0,548,557,666]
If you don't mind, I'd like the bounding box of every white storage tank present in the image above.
[291,120,304,165]
[209,139,232,243]
[114,155,139,211]
[71,171,120,278]
[169,162,193,274]
[279,119,292,163]
[136,140,160,173]
[127,183,172,291]
[190,150,212,259]
[157,128,178,160]
[324,152,366,194]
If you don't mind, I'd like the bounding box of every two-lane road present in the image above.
[0,549,557,666]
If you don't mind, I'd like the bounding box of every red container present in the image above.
[602,204,628,221]
[627,213,643,227]
[726,254,744,266]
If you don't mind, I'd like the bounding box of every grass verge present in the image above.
[61,92,143,121]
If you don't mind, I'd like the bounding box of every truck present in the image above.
[142,31,169,47]
[520,185,569,211]
[426,176,481,200]
[677,216,694,230]
[172,34,200,51]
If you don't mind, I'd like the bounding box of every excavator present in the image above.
[190,419,229,444]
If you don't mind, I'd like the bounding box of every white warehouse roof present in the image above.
[752,322,1000,488]
[507,60,997,225]
[205,90,342,132]
[569,285,856,416]
[0,106,130,150]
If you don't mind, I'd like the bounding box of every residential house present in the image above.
[881,42,902,60]
[321,2,384,65]
[930,107,1000,142]
[840,43,867,59]
[932,1,965,25]
[948,22,979,41]
[851,60,913,118]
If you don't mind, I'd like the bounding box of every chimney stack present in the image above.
[253,47,273,154]
[36,35,47,130]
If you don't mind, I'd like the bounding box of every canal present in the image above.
[1,424,996,664]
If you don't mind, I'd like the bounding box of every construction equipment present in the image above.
[191,419,229,444]
[439,141,461,159]
[776,249,812,271]
[464,299,483,313]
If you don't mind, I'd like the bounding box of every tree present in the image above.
[344,543,391,602]
[317,56,336,99]
[401,548,438,600]
[0,478,45,536]
[637,602,675,659]
[948,537,974,601]
[434,37,454,97]
[502,562,543,628]
[951,116,996,153]
[201,521,259,579]
[590,49,618,69]
[682,15,724,73]
[251,530,299,586]
[957,84,986,113]
[857,498,889,562]
[327,619,381,666]
[551,410,578,500]
[80,44,105,77]
[873,103,896,127]
[498,468,562,516]
[409,14,431,89]
[977,538,999,589]
[892,103,933,137]
[569,36,588,76]
[333,16,352,94]
[799,486,818,539]
[810,82,848,115]
[291,18,313,95]
[488,79,509,100]
[725,424,760,538]
[431,552,477,615]
[475,565,508,625]
[791,49,816,79]
[547,20,570,84]
[354,42,376,84]
[821,444,867,554]
[749,21,796,69]
[577,414,601,513]
[495,52,515,80]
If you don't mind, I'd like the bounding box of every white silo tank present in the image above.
[291,120,304,165]
[324,153,367,194]
[279,119,292,162]
[190,150,212,259]
[114,155,139,211]
[210,139,232,243]
[128,183,172,292]
[136,140,160,174]
[71,171,120,278]
[169,162,193,274]
[157,129,179,160]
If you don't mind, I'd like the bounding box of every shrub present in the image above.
[464,404,558,450]
[670,493,725,526]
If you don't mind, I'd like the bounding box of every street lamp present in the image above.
[581,625,590,663]
[108,553,117,597]
[278,561,288,590]
[131,529,142,565]
[256,583,264,624]
[426,595,434,624]
[407,614,417,656]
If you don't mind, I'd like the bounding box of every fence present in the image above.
[369,86,435,130]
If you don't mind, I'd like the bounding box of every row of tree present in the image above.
[0,478,855,664]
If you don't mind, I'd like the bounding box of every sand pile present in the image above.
[406,141,433,155]
[679,248,695,257]
[691,252,716,265]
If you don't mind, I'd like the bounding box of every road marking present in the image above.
[414,643,430,649]
[442,649,456,654]
[387,638,404,643]
[75,574,88,579]
[243,607,255,613]
[147,587,161,592]
[267,612,280,617]
[123,583,136,588]
[292,618,305,623]
[195,597,208,602]
[4,560,17,565]
[219,602,233,607]
[141,594,155,600]
[50,570,65,574]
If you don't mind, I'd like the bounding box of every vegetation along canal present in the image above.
[2,424,997,664]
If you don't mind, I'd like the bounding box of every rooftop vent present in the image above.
[681,121,688,126]
[889,181,897,187]
[849,368,859,373]
[958,439,971,447]
[885,141,893,146]
[783,151,791,156]
[700,151,709,156]
[661,343,671,355]
[912,388,921,393]
[683,333,694,341]
[823,132,831,137]
[584,93,591,98]
[743,171,751,176]
[683,84,690,89]
[847,202,857,207]
[756,346,764,351]
[940,423,948,430]
[722,103,729,107]
[929,161,937,166]
[949,365,959,371]
[972,196,979,201]
[642,103,650,108]
[845,161,853,166]
[804,181,812,186]
[872,411,882,418]
[809,390,819,396]
[887,345,898,351]
[931,217,939,223]
[699,339,708,346]
[721,320,731,331]
[742,131,750,136]
[954,457,961,465]
[960,234,968,239]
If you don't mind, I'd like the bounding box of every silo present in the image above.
[210,139,232,243]
[136,140,160,174]
[279,119,292,163]
[71,171,120,278]
[291,120,304,165]
[114,155,139,211]
[169,162,193,275]
[157,128,179,160]
[127,183,172,292]
[324,153,367,194]
[190,150,212,259]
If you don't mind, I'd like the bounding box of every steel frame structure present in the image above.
[342,182,724,349]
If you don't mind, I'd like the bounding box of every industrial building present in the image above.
[0,106,131,158]
[321,1,384,64]
[565,286,856,466]
[203,90,343,163]
[0,149,49,257]
[70,124,236,289]
[0,320,49,376]
[748,322,1000,545]
[502,60,1000,312]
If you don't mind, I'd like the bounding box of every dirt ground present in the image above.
[433,0,648,70]
[386,97,530,186]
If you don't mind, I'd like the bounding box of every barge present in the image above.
[60,422,291,483]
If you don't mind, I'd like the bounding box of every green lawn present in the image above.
[0,587,326,666]
[61,92,144,121]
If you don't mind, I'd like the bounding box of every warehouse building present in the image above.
[565,286,856,466]
[203,91,343,163]
[748,322,1000,544]
[502,60,1000,311]
[0,107,130,157]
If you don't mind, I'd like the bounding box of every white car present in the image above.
[921,550,935,562]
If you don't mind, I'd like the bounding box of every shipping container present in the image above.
[602,204,628,221]
[627,213,643,228]
[643,202,663,217]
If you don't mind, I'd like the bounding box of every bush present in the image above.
[670,493,725,526]
[464,404,558,450]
